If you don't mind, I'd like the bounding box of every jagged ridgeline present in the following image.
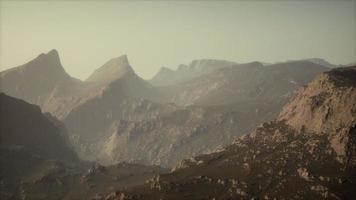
[0,50,330,167]
[0,48,354,199]
[104,66,356,200]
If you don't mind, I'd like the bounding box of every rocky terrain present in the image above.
[0,50,329,167]
[1,50,353,199]
[0,93,167,200]
[104,66,356,200]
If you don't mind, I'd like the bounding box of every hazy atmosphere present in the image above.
[1,1,356,199]
[1,0,355,80]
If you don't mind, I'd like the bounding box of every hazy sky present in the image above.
[1,0,355,80]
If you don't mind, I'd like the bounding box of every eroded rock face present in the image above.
[106,67,356,200]
[279,67,356,161]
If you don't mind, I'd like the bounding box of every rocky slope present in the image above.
[279,66,356,163]
[0,93,167,200]
[105,66,356,200]
[62,60,174,161]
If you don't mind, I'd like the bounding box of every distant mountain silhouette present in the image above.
[150,59,237,86]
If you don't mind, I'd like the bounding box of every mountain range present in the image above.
[103,66,356,200]
[0,50,331,167]
[1,49,355,199]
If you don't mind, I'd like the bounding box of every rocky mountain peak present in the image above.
[112,54,130,65]
[37,49,59,59]
[28,49,65,73]
[0,49,76,104]
[86,54,135,83]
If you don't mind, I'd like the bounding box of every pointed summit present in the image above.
[32,49,62,68]
[86,55,135,83]
[0,49,70,79]
[0,49,76,104]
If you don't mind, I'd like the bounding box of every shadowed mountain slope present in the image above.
[0,93,78,163]
[0,93,167,200]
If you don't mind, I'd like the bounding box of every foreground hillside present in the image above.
[105,66,356,200]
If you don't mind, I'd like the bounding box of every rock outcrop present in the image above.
[279,67,356,162]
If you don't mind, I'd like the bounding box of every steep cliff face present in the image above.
[279,67,356,161]
[107,67,356,200]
